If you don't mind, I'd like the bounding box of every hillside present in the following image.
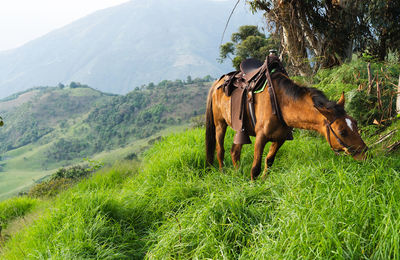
[0,78,211,199]
[0,0,262,98]
[0,84,114,153]
[1,120,399,258]
[0,58,399,258]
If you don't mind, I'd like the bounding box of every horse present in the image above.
[205,71,368,180]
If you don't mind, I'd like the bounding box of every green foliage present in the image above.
[0,86,111,153]
[83,78,211,156]
[51,166,92,180]
[68,82,89,89]
[190,115,205,128]
[46,138,90,162]
[248,0,400,73]
[219,25,279,70]
[313,59,399,126]
[28,178,76,198]
[28,164,102,198]
[346,90,374,124]
[346,89,391,127]
[0,197,38,228]
[364,0,400,60]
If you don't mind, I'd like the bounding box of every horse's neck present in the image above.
[279,92,324,133]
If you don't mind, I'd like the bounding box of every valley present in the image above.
[0,79,212,199]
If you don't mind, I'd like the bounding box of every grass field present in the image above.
[1,122,399,258]
[0,124,189,201]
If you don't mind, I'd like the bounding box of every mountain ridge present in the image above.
[0,0,262,98]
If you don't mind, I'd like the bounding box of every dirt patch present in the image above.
[0,204,43,250]
[0,91,39,112]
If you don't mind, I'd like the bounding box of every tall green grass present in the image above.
[0,197,38,228]
[1,128,400,259]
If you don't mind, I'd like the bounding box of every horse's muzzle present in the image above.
[351,146,368,161]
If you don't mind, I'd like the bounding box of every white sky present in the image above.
[0,0,130,51]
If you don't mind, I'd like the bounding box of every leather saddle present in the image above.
[240,58,263,74]
[218,55,292,144]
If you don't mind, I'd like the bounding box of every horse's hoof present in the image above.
[260,171,269,180]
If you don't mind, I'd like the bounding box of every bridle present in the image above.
[324,118,352,155]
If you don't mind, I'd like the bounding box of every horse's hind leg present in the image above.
[230,143,243,169]
[215,121,227,169]
[263,140,285,175]
[251,135,267,181]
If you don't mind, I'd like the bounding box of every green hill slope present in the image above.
[0,84,113,152]
[1,123,399,258]
[0,79,211,199]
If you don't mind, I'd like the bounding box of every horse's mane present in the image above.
[272,73,345,117]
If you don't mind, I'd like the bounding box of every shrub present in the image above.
[190,115,205,128]
[28,165,100,198]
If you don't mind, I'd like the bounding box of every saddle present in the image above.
[218,55,293,144]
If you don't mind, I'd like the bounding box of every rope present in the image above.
[220,0,241,46]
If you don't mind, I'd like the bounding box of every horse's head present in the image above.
[315,92,368,160]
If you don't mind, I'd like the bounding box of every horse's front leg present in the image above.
[215,122,227,169]
[230,143,243,169]
[251,134,267,181]
[262,140,285,176]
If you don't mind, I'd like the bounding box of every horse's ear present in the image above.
[314,105,335,121]
[337,92,345,107]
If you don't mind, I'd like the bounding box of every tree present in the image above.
[69,82,80,88]
[247,0,400,75]
[219,25,279,70]
[186,75,193,84]
[364,0,400,61]
[147,82,155,89]
[248,0,369,75]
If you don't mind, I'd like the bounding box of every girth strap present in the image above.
[265,56,287,127]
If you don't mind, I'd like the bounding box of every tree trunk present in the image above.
[275,1,311,76]
[397,73,400,115]
[367,62,372,94]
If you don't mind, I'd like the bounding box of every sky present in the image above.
[0,0,130,51]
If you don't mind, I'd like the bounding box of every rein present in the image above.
[324,118,351,155]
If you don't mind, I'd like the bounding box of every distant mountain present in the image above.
[0,0,262,98]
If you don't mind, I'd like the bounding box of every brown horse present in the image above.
[205,72,368,180]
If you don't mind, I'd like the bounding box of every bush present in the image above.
[347,86,397,127]
[190,115,205,128]
[28,164,101,198]
[346,89,378,125]
[52,165,91,180]
[28,178,76,198]
[313,59,399,127]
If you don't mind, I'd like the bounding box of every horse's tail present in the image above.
[205,83,216,166]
